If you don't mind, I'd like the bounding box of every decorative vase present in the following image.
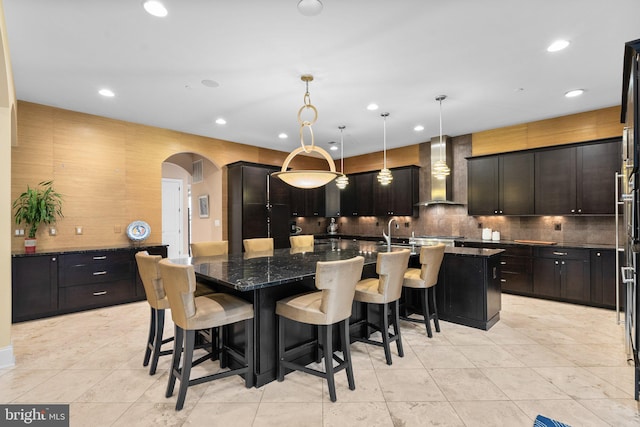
[24,238,36,254]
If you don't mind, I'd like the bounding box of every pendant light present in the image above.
[335,125,349,189]
[272,75,340,189]
[432,95,450,180]
[377,112,393,185]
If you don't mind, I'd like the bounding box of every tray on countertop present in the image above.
[513,239,556,245]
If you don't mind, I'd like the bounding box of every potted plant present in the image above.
[13,180,63,253]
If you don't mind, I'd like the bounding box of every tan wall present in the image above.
[10,101,325,253]
[472,106,623,156]
[344,145,420,174]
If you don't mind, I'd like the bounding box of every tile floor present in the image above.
[3,294,640,426]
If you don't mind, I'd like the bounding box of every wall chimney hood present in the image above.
[415,136,464,207]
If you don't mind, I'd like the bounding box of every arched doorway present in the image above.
[162,152,222,258]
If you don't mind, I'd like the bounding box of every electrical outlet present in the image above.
[317,221,321,226]
[404,222,410,228]
[478,223,483,229]
[75,226,83,235]
[554,223,562,231]
[376,221,379,227]
[49,227,57,236]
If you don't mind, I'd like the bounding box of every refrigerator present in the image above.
[619,38,640,400]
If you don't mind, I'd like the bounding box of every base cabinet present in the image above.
[532,247,590,303]
[11,245,167,322]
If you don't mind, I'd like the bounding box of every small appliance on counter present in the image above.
[492,231,500,241]
[482,228,492,240]
[289,220,301,235]
[327,218,338,235]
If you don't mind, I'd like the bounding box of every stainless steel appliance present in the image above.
[620,38,640,400]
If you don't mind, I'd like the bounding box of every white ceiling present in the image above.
[4,0,640,158]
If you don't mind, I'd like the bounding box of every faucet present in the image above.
[382,218,396,249]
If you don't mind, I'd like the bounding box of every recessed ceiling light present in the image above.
[297,0,323,16]
[142,0,168,17]
[98,89,115,97]
[366,103,379,111]
[201,79,220,88]
[215,118,226,125]
[547,39,570,52]
[414,125,424,132]
[564,89,584,98]
[278,133,288,139]
[330,145,338,151]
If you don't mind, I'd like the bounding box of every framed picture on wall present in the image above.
[198,195,209,218]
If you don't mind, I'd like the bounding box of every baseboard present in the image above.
[0,344,15,369]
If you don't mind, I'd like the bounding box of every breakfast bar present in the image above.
[182,239,503,386]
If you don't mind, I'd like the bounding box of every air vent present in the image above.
[192,159,203,183]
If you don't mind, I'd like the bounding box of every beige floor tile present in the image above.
[368,344,424,370]
[412,344,475,369]
[481,367,570,400]
[516,327,579,345]
[429,368,508,401]
[376,369,446,402]
[111,402,195,426]
[69,402,132,427]
[399,321,452,346]
[457,345,526,368]
[575,398,640,426]
[515,399,610,427]
[484,323,538,345]
[198,374,264,403]
[440,328,495,346]
[0,368,61,402]
[260,370,323,402]
[75,369,158,403]
[323,401,394,427]
[251,402,322,427]
[534,367,632,399]
[451,400,532,427]
[318,368,384,402]
[13,369,111,403]
[549,344,630,367]
[586,366,637,396]
[387,401,465,426]
[184,402,258,426]
[500,344,576,367]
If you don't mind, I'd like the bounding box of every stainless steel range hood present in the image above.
[415,136,464,207]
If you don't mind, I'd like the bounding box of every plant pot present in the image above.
[24,238,36,254]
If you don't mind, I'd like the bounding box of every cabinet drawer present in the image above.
[534,247,589,260]
[59,252,132,287]
[500,255,532,274]
[59,279,134,310]
[502,246,533,257]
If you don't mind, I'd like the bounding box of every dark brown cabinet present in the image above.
[228,161,291,253]
[340,172,374,216]
[533,247,590,303]
[373,166,419,217]
[591,249,622,309]
[12,255,58,322]
[535,139,620,215]
[12,245,167,322]
[468,152,534,215]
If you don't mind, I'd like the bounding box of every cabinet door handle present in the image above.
[93,291,107,296]
[93,256,107,260]
[93,271,107,276]
[553,252,568,256]
[500,279,506,283]
[500,261,507,265]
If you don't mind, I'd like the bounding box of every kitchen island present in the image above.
[182,239,502,386]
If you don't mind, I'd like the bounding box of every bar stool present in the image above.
[190,240,228,257]
[352,249,411,365]
[158,259,254,411]
[402,244,446,338]
[135,251,174,375]
[289,234,314,248]
[276,256,364,402]
[243,237,274,252]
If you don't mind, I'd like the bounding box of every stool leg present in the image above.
[315,325,322,363]
[341,319,355,391]
[175,329,195,411]
[277,315,285,382]
[381,303,392,365]
[143,307,156,367]
[323,325,337,402]
[166,325,184,398]
[149,308,165,375]
[430,286,440,333]
[392,300,404,358]
[421,288,433,338]
[245,318,254,388]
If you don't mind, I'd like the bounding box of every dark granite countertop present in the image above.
[180,239,502,292]
[458,238,616,251]
[11,243,167,257]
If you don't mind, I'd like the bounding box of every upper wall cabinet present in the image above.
[535,138,620,215]
[340,172,374,216]
[373,166,420,217]
[468,152,534,215]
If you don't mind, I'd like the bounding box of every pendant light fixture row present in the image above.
[377,112,393,186]
[272,75,340,189]
[432,95,451,180]
[335,125,349,189]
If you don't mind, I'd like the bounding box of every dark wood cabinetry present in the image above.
[340,172,374,216]
[535,139,620,215]
[532,247,590,303]
[468,152,534,215]
[591,249,622,309]
[373,166,419,217]
[228,161,291,253]
[12,245,167,322]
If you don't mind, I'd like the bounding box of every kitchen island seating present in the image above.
[158,259,254,411]
[276,256,365,402]
[352,249,411,365]
[289,234,314,248]
[135,251,173,376]
[402,243,446,338]
[243,237,274,253]
[190,240,228,257]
